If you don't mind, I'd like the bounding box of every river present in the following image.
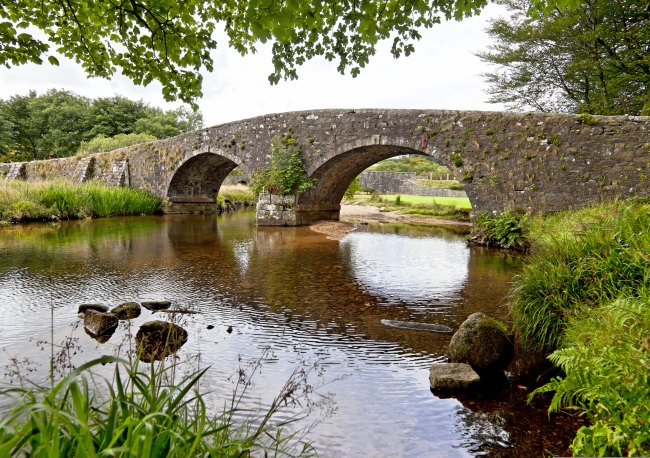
[0,212,573,456]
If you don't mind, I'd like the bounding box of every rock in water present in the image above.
[135,320,188,362]
[84,310,118,338]
[111,302,141,320]
[78,303,109,314]
[449,312,513,373]
[141,300,172,311]
[381,319,453,333]
[429,363,481,391]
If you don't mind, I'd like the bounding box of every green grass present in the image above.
[0,356,314,457]
[217,184,256,211]
[511,199,650,353]
[0,180,162,223]
[345,193,471,219]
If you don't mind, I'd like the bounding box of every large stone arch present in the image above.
[296,141,469,222]
[166,152,241,213]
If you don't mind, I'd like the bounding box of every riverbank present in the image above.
[484,199,650,456]
[340,202,472,227]
[309,203,471,240]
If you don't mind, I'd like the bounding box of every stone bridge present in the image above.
[2,109,649,224]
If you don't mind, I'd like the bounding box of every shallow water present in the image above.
[0,212,527,456]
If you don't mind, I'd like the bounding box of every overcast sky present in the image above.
[0,4,508,127]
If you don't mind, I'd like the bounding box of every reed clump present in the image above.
[0,180,162,223]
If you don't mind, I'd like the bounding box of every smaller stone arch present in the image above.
[166,152,241,213]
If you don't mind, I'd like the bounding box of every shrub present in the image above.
[250,134,316,196]
[470,210,529,252]
[343,176,361,200]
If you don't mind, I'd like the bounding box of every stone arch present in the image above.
[297,142,469,212]
[166,153,241,212]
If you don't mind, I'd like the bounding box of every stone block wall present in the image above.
[256,193,298,226]
[360,171,468,198]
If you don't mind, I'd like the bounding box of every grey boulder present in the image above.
[83,310,118,338]
[429,363,481,391]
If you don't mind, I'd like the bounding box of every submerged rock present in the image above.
[111,302,141,320]
[78,303,109,314]
[381,319,453,333]
[429,363,481,391]
[135,320,188,362]
[141,300,172,311]
[83,310,118,339]
[449,312,513,374]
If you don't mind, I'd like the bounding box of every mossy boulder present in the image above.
[449,312,513,373]
[135,320,188,362]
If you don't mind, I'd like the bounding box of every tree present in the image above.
[0,89,203,162]
[479,0,650,115]
[0,0,495,108]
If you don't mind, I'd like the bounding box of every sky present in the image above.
[0,4,508,127]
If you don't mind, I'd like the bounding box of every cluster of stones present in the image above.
[429,312,514,393]
[78,300,188,362]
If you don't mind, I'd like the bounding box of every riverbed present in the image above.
[0,211,574,456]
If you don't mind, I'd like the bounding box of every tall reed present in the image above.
[0,180,162,223]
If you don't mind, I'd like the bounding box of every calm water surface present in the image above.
[0,212,524,456]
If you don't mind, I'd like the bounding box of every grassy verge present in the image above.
[0,355,314,456]
[496,199,650,456]
[346,193,471,219]
[0,180,162,223]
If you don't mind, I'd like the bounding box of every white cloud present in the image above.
[0,4,507,127]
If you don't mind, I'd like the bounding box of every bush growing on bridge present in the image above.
[250,133,316,196]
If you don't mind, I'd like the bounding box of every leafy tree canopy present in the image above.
[479,0,650,115]
[0,0,501,108]
[0,89,203,162]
